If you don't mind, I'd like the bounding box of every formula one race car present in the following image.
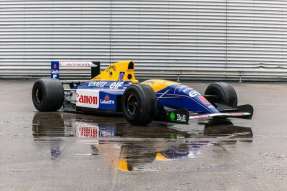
[32,60,254,126]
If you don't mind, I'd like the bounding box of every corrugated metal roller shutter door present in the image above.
[0,1,111,78]
[110,1,227,80]
[227,0,287,80]
[0,0,287,80]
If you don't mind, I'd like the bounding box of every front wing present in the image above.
[161,104,254,124]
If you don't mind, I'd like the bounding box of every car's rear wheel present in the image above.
[32,78,64,112]
[122,84,157,126]
[205,82,238,107]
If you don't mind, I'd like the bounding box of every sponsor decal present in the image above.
[119,72,125,80]
[177,85,200,98]
[60,61,93,68]
[88,81,108,88]
[73,122,116,140]
[87,81,125,89]
[78,127,98,138]
[99,128,115,137]
[74,122,99,138]
[169,112,177,121]
[177,85,187,92]
[51,61,60,79]
[100,95,115,105]
[189,91,200,98]
[176,113,187,122]
[181,86,191,94]
[165,85,202,97]
[51,70,59,79]
[79,95,98,105]
[76,89,99,109]
[168,111,188,123]
[109,82,125,89]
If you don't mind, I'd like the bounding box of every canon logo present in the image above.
[79,95,98,105]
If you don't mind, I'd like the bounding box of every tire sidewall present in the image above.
[122,84,156,125]
[205,82,238,107]
[32,79,64,112]
[122,86,144,122]
[32,80,48,111]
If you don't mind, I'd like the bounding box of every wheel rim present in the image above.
[35,87,43,105]
[126,94,138,116]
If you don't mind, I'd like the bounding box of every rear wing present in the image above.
[51,61,101,80]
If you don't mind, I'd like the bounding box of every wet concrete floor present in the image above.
[0,80,287,191]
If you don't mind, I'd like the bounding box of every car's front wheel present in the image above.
[205,82,238,107]
[122,84,157,126]
[32,78,64,112]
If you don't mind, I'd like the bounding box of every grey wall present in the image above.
[1,0,287,81]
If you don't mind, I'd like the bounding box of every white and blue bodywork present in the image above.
[32,60,253,125]
[63,79,235,124]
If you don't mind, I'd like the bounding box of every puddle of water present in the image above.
[32,112,253,172]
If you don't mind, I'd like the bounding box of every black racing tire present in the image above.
[122,84,157,126]
[32,78,64,112]
[204,82,238,107]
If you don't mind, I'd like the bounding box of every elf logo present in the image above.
[76,89,100,109]
[79,95,98,105]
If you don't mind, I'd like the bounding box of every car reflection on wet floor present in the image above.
[32,112,253,172]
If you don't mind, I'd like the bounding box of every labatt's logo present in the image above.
[100,95,115,105]
[79,95,98,105]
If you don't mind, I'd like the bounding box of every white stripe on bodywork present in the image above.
[189,112,251,120]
